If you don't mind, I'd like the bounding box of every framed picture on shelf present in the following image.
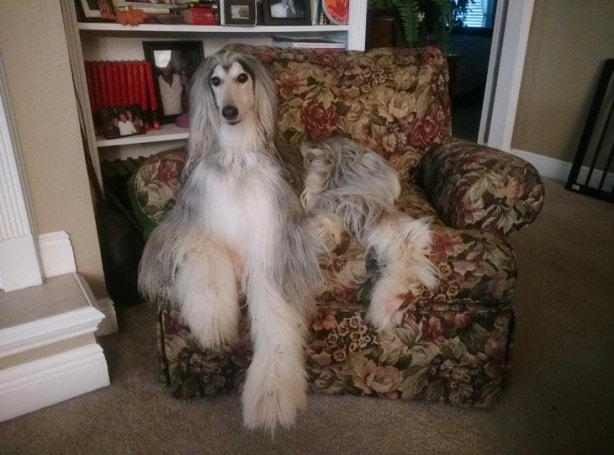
[220,0,257,26]
[263,0,311,26]
[321,0,349,25]
[76,0,114,21]
[99,104,146,139]
[112,0,172,14]
[143,41,204,124]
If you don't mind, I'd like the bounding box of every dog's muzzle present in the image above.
[222,105,239,124]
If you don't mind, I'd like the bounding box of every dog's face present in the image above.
[209,61,255,126]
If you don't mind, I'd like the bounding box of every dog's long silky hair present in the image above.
[139,51,439,434]
[139,51,320,434]
[301,137,439,331]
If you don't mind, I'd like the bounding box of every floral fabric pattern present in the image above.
[130,45,545,409]
[132,148,186,224]
[156,189,517,407]
[420,138,545,235]
[159,301,513,408]
[222,44,451,181]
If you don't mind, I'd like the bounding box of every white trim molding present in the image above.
[95,297,119,336]
[347,0,367,51]
[36,233,118,335]
[0,273,111,422]
[0,236,42,293]
[0,344,109,422]
[0,54,43,292]
[509,149,571,182]
[479,0,535,151]
[38,231,77,278]
[511,148,614,191]
[0,304,104,358]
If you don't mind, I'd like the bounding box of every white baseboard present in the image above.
[509,148,571,182]
[510,148,614,191]
[0,344,109,422]
[38,231,76,278]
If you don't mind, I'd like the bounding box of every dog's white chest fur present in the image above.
[195,155,281,256]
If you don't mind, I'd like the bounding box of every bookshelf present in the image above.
[96,123,189,148]
[78,23,350,34]
[61,0,368,187]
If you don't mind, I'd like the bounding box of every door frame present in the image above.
[478,0,535,152]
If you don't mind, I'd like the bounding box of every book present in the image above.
[119,62,128,106]
[84,62,97,113]
[126,61,136,106]
[137,61,149,111]
[83,60,159,133]
[272,36,345,50]
[98,62,110,108]
[144,61,157,111]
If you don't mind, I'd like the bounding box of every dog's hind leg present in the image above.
[173,235,241,348]
[241,273,309,433]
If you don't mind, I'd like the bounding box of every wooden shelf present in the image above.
[96,123,189,148]
[78,23,349,34]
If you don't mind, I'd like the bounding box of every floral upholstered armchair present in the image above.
[129,44,544,407]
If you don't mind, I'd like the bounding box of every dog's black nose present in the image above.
[222,105,238,121]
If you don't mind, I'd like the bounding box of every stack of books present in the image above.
[84,60,158,137]
[272,36,346,51]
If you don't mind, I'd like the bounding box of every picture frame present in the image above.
[263,0,311,26]
[143,41,204,124]
[220,0,258,26]
[77,0,114,20]
[99,104,146,139]
[112,0,173,14]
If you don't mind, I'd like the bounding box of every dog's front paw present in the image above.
[368,260,438,332]
[368,275,412,331]
[242,353,308,433]
[187,306,240,349]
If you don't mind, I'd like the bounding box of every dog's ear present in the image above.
[242,55,277,142]
[187,54,221,166]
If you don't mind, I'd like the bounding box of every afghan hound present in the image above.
[138,50,438,433]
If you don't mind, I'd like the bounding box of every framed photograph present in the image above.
[143,41,204,124]
[112,0,172,14]
[99,104,146,139]
[263,0,311,26]
[77,0,114,20]
[221,0,257,26]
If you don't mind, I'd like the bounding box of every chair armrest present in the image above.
[419,138,545,235]
[127,148,186,240]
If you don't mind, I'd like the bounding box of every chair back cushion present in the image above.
[221,44,452,180]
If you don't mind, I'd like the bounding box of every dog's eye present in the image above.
[237,73,248,83]
[210,76,221,87]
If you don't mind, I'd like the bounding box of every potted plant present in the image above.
[367,0,474,53]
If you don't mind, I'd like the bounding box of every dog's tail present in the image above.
[301,137,401,243]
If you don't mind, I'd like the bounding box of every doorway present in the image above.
[450,0,498,141]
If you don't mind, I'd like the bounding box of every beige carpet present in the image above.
[1,179,613,454]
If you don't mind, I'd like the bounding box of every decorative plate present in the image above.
[322,0,349,25]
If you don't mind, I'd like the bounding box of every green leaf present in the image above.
[399,366,430,399]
